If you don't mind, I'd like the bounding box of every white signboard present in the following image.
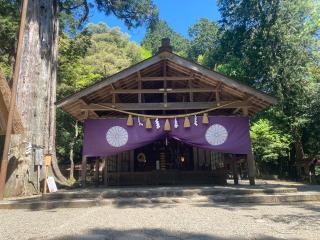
[47,176,58,193]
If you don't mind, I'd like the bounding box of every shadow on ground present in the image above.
[3,181,319,212]
[44,227,289,240]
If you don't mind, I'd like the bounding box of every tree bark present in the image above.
[5,0,67,197]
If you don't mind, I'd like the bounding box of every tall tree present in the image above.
[215,0,320,175]
[142,20,189,56]
[188,18,220,65]
[3,0,158,197]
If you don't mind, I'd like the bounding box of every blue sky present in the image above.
[89,0,220,44]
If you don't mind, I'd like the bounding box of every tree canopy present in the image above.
[187,18,220,64]
[142,20,190,56]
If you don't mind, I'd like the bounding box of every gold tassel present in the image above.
[127,115,133,126]
[202,113,209,124]
[145,118,152,129]
[184,117,191,128]
[164,119,171,131]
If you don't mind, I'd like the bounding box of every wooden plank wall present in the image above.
[193,147,225,170]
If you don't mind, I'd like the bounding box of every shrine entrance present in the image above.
[103,137,227,186]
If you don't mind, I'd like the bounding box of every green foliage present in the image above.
[214,0,320,172]
[94,0,158,29]
[188,18,220,64]
[304,83,320,157]
[57,22,148,98]
[57,30,93,99]
[59,0,158,33]
[0,0,19,77]
[251,119,291,164]
[56,110,83,163]
[142,20,190,56]
[81,23,146,79]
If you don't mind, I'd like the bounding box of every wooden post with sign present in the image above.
[43,154,52,194]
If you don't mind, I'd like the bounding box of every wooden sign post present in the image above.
[43,154,52,194]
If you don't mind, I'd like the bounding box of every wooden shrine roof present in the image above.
[57,41,277,121]
[0,70,24,135]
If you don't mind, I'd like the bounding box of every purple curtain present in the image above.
[83,116,251,157]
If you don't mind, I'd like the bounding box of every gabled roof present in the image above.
[57,50,277,120]
[0,71,24,135]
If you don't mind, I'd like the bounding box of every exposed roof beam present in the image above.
[140,76,192,81]
[111,88,216,94]
[81,101,250,111]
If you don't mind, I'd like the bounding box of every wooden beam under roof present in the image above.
[140,76,192,81]
[81,101,251,111]
[110,88,217,94]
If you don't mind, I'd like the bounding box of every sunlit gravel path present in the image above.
[0,201,319,240]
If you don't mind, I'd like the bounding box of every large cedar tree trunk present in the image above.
[5,0,67,197]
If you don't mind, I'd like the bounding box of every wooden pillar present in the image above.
[247,149,256,185]
[130,150,134,172]
[94,158,100,186]
[232,160,239,185]
[81,156,87,187]
[198,148,205,169]
[117,153,122,172]
[193,147,198,170]
[103,158,108,186]
[243,106,256,185]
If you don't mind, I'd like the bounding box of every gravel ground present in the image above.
[0,201,319,240]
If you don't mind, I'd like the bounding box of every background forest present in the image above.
[1,0,320,182]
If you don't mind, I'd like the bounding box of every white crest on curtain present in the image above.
[205,124,228,146]
[106,126,128,147]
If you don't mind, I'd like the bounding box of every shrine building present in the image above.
[57,38,277,186]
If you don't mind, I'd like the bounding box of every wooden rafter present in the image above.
[110,88,216,94]
[140,76,192,81]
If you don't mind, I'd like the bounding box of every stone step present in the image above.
[1,192,319,210]
[108,193,320,206]
[41,187,298,200]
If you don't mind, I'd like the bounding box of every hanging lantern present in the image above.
[184,116,191,128]
[127,114,134,126]
[145,118,152,129]
[164,119,171,131]
[202,113,209,124]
